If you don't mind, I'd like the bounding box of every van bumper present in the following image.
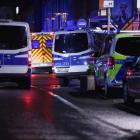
[0,69,31,81]
[55,72,88,79]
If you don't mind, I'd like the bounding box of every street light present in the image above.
[103,0,114,33]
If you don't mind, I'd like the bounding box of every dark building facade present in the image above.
[22,0,99,32]
[0,0,99,32]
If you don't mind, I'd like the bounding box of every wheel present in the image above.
[123,82,134,105]
[18,77,31,89]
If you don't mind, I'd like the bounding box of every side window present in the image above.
[88,32,94,49]
[100,36,112,55]
[104,36,112,54]
[93,33,104,56]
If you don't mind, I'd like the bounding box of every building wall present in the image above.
[21,0,99,32]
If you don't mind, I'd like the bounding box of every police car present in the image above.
[94,31,140,96]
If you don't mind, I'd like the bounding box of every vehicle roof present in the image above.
[115,31,140,39]
[55,30,88,35]
[0,19,29,27]
[31,32,54,35]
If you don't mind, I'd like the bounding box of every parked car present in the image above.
[123,57,140,104]
[94,31,140,96]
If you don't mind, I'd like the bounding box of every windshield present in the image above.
[55,33,88,53]
[0,25,27,50]
[116,37,140,56]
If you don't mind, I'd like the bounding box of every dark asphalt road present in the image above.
[0,74,139,140]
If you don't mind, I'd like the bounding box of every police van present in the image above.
[52,29,94,85]
[0,20,31,88]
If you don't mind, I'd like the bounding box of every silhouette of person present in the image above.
[115,2,129,28]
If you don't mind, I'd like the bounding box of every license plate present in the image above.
[57,67,69,72]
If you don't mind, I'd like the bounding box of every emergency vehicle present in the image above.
[0,20,31,89]
[94,31,140,96]
[31,32,54,73]
[52,29,94,86]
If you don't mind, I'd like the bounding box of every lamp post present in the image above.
[104,0,114,33]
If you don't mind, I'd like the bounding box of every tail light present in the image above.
[28,50,32,67]
[107,57,115,68]
[90,50,94,64]
[127,68,133,76]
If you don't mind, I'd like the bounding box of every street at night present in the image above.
[0,74,139,139]
[0,0,140,139]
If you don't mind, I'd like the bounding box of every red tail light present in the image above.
[90,50,94,64]
[28,50,32,67]
[107,57,115,67]
[127,69,133,76]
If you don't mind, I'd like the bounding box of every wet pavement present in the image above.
[0,74,139,139]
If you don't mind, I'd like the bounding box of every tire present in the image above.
[18,77,31,89]
[123,82,134,105]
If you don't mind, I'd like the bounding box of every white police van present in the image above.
[52,29,94,86]
[0,20,31,88]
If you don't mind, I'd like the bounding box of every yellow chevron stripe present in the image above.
[32,52,42,59]
[44,50,52,59]
[46,48,52,55]
[44,53,52,59]
[33,56,42,63]
[43,47,51,52]
[33,53,43,63]
[32,53,42,62]
[44,56,52,62]
[46,35,53,40]
[32,49,42,56]
[43,48,52,55]
[42,36,47,40]
[32,35,42,40]
[32,50,43,62]
[40,44,45,49]
[40,40,46,45]
[42,44,46,48]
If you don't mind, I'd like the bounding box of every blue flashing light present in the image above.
[77,19,87,29]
